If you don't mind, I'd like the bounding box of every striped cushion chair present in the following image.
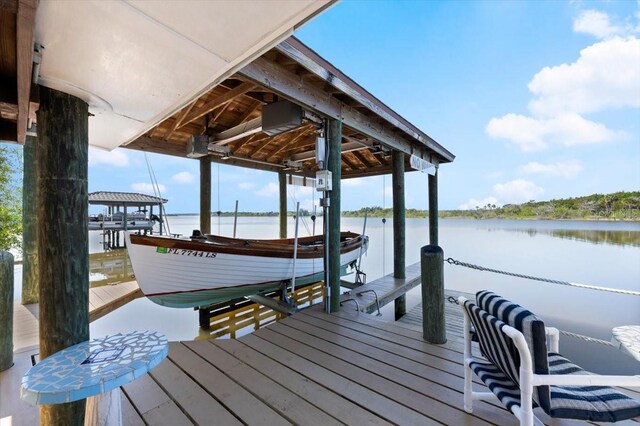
[460,293,640,425]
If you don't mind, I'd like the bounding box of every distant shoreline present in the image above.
[164,213,639,222]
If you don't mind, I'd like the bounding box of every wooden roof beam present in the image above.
[16,0,38,144]
[341,153,360,172]
[163,99,197,140]
[265,126,313,161]
[177,82,255,131]
[233,99,262,126]
[352,149,379,168]
[275,38,454,163]
[238,57,444,164]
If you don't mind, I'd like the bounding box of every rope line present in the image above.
[444,297,614,347]
[446,258,640,297]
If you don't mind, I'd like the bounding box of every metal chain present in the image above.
[446,258,640,297]
[444,297,614,347]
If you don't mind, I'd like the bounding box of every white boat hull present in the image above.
[124,232,367,308]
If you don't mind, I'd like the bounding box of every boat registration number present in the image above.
[156,247,217,258]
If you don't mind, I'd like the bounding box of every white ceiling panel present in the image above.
[34,0,331,150]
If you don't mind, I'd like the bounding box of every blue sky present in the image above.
[85,0,640,214]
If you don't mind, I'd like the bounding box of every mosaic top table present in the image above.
[611,325,640,362]
[21,330,168,425]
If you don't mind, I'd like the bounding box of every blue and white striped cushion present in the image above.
[476,290,550,410]
[547,353,640,422]
[469,359,530,412]
[462,300,520,385]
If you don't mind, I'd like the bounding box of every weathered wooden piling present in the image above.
[429,170,438,246]
[328,118,342,312]
[421,245,446,343]
[0,251,13,371]
[22,135,38,304]
[200,158,211,234]
[37,86,90,425]
[392,150,406,320]
[279,170,287,238]
[422,168,445,343]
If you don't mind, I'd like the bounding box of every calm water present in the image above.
[13,217,640,374]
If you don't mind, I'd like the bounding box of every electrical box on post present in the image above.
[315,170,332,191]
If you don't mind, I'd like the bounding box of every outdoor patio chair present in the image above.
[459,290,640,425]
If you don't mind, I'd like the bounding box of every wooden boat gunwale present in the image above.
[128,231,365,260]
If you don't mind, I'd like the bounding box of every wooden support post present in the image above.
[37,86,90,425]
[0,252,13,371]
[421,245,446,343]
[429,170,438,245]
[198,308,210,330]
[22,135,38,304]
[279,170,287,238]
[200,158,211,234]
[328,118,342,312]
[392,150,406,320]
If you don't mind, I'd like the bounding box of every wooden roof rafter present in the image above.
[175,81,255,132]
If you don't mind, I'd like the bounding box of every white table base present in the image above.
[84,388,122,426]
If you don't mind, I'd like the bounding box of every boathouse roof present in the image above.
[88,191,167,207]
[2,1,455,179]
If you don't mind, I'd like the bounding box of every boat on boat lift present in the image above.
[124,231,368,308]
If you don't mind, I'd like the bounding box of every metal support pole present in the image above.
[279,170,287,238]
[22,135,38,304]
[327,118,342,312]
[0,252,13,371]
[37,86,90,424]
[200,158,211,234]
[392,150,406,320]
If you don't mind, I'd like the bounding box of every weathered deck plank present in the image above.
[340,262,422,314]
[12,281,142,352]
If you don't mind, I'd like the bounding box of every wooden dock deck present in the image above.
[121,307,639,425]
[4,290,639,425]
[12,280,142,352]
[340,262,421,314]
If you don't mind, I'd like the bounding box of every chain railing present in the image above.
[445,257,640,297]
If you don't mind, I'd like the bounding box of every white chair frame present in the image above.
[458,296,640,426]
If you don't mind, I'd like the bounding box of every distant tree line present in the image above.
[342,191,640,221]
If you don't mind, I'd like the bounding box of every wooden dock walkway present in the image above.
[122,307,639,425]
[398,288,469,339]
[4,289,639,425]
[12,281,142,352]
[340,262,421,314]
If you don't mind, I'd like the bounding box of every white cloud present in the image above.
[528,37,640,117]
[238,182,255,190]
[458,197,499,210]
[520,160,583,179]
[172,171,194,184]
[89,147,129,167]
[381,185,393,201]
[486,10,639,152]
[131,182,166,194]
[255,182,278,197]
[486,113,624,151]
[573,10,621,39]
[492,179,544,204]
[289,185,313,197]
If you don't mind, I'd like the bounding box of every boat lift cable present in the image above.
[217,163,221,235]
[444,297,615,347]
[144,153,170,236]
[445,257,640,297]
[382,175,387,277]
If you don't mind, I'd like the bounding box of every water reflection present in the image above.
[89,250,134,287]
[506,227,640,247]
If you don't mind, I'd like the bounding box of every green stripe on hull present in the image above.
[148,268,349,309]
